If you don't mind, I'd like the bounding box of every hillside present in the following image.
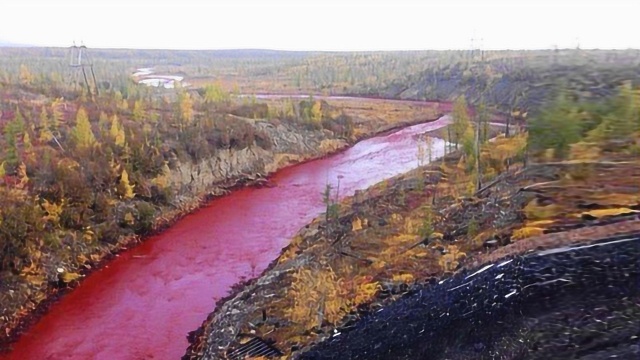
[185,87,640,359]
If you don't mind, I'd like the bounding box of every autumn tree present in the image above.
[132,100,145,122]
[19,64,33,85]
[50,98,63,129]
[282,98,296,119]
[118,168,135,199]
[176,91,194,126]
[38,107,53,142]
[311,100,323,125]
[71,107,97,150]
[109,114,126,147]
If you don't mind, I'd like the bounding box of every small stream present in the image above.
[3,115,450,359]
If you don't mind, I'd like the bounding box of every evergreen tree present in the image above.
[528,92,582,159]
[452,96,471,149]
[3,108,25,169]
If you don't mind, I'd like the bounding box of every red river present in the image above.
[3,115,450,360]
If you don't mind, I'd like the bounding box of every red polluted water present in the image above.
[3,116,449,360]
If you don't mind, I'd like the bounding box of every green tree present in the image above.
[3,109,25,169]
[528,92,582,159]
[452,96,471,149]
[587,83,640,142]
[322,182,339,236]
[203,83,230,104]
[419,205,434,239]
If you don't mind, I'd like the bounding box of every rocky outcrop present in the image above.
[169,120,348,198]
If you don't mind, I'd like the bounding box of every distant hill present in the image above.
[0,39,32,47]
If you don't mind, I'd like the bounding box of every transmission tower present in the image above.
[68,42,99,97]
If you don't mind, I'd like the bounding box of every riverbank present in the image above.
[0,98,444,356]
[185,128,640,358]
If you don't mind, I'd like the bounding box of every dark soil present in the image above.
[299,233,640,360]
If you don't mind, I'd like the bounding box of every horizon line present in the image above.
[2,44,640,52]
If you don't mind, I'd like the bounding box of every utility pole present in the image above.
[475,108,481,191]
[68,42,99,98]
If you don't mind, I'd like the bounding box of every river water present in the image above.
[3,116,450,359]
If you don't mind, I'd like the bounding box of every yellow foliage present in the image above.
[110,115,126,147]
[119,169,135,199]
[481,133,527,171]
[60,271,82,283]
[311,101,323,124]
[353,281,380,306]
[278,236,303,264]
[124,212,135,225]
[58,157,80,170]
[438,245,466,272]
[392,273,414,283]
[287,266,350,329]
[16,162,29,188]
[351,217,363,231]
[569,142,600,161]
[390,213,403,224]
[525,220,556,227]
[83,228,95,242]
[384,234,420,254]
[511,227,545,241]
[72,107,97,149]
[580,208,638,218]
[41,199,64,224]
[25,273,46,287]
[19,64,34,85]
[403,217,422,235]
[151,162,171,189]
[587,192,640,207]
[179,92,194,123]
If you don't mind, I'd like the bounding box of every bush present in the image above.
[134,201,156,234]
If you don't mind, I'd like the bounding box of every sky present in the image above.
[1,0,639,51]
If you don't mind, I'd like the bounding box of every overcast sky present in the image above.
[1,0,638,51]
